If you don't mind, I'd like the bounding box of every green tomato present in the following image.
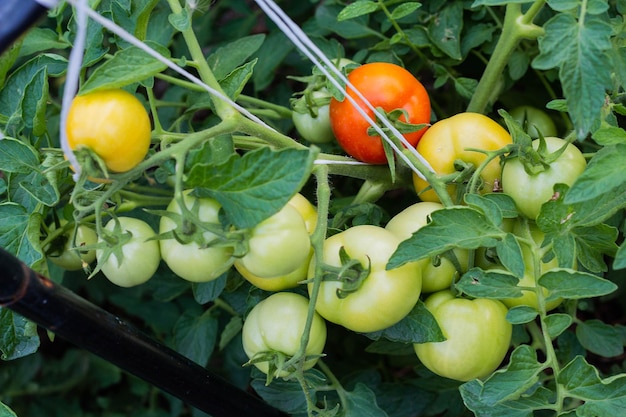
[509,105,557,139]
[242,292,327,376]
[385,202,469,293]
[47,221,98,271]
[308,225,423,333]
[414,290,512,381]
[160,192,234,282]
[235,203,311,279]
[501,137,587,220]
[97,217,161,288]
[237,194,317,291]
[292,90,335,144]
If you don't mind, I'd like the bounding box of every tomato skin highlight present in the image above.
[501,136,587,220]
[412,112,513,202]
[241,292,327,376]
[414,290,512,382]
[329,62,431,164]
[66,89,152,173]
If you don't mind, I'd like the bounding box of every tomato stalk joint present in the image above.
[321,246,372,299]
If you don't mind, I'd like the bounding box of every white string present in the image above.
[314,159,370,165]
[254,0,434,179]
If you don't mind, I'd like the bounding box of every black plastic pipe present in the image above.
[0,0,48,53]
[0,247,287,417]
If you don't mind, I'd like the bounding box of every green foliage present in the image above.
[0,0,624,416]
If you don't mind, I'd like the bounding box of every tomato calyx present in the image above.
[366,108,430,137]
[509,135,573,176]
[291,89,332,118]
[320,246,372,299]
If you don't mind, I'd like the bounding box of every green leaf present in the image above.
[218,316,243,351]
[0,402,18,417]
[576,319,624,358]
[558,356,626,415]
[0,40,22,87]
[250,368,313,413]
[18,171,60,207]
[168,8,190,32]
[337,1,380,21]
[0,204,43,268]
[364,300,445,344]
[544,313,573,339]
[388,207,503,269]
[316,5,379,40]
[456,268,523,299]
[80,42,170,94]
[565,144,626,204]
[532,13,612,137]
[173,310,218,366]
[615,241,626,270]
[219,59,257,100]
[22,68,49,137]
[0,308,40,360]
[471,0,534,4]
[0,138,40,173]
[506,306,539,324]
[591,126,626,146]
[192,274,227,304]
[188,147,316,229]
[538,269,617,301]
[208,34,265,80]
[364,339,415,356]
[496,233,525,278]
[428,1,463,60]
[391,3,422,20]
[18,28,70,57]
[343,383,387,417]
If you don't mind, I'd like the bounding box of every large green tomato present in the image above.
[509,105,557,139]
[47,221,98,271]
[160,192,234,282]
[237,194,317,291]
[385,202,469,293]
[235,203,311,279]
[501,136,587,220]
[414,290,512,381]
[308,225,423,333]
[241,292,327,377]
[97,217,161,288]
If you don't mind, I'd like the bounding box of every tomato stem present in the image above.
[467,2,546,114]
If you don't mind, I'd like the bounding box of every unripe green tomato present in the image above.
[414,290,512,381]
[97,217,161,288]
[292,90,335,144]
[237,194,317,291]
[509,106,557,139]
[385,202,469,293]
[235,203,311,278]
[242,292,327,376]
[47,221,98,271]
[160,192,234,282]
[501,136,587,220]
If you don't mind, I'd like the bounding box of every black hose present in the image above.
[0,0,48,54]
[0,247,287,417]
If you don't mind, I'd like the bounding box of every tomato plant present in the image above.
[308,225,422,333]
[159,192,234,282]
[501,136,587,220]
[96,217,160,288]
[329,62,431,164]
[412,112,513,202]
[237,193,317,291]
[2,1,626,416]
[242,292,327,377]
[66,89,152,173]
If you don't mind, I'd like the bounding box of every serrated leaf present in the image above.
[344,383,387,417]
[0,204,43,268]
[428,1,463,60]
[337,1,379,21]
[18,171,59,207]
[188,147,316,229]
[364,300,445,344]
[208,34,265,80]
[219,59,257,100]
[0,138,40,173]
[173,310,218,366]
[388,207,503,269]
[533,14,612,137]
[576,319,624,358]
[80,42,170,93]
[456,268,523,299]
[454,77,478,99]
[538,269,617,301]
[544,313,573,339]
[0,308,40,360]
[496,234,525,278]
[565,144,626,203]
